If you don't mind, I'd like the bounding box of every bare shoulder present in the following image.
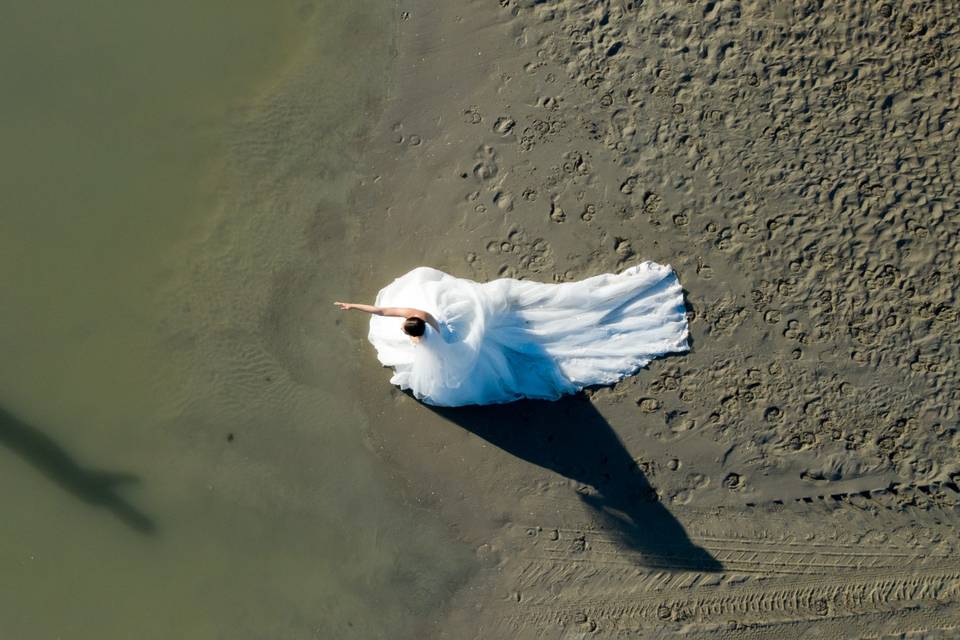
[410,309,441,331]
[379,307,440,330]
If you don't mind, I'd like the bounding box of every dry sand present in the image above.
[338,0,960,637]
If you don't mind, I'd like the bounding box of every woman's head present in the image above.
[402,316,425,337]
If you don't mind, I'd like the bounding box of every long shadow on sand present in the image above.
[404,266,714,568]
[428,394,721,572]
[0,406,156,534]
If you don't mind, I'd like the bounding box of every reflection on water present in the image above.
[0,1,469,638]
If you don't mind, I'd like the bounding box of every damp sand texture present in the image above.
[342,0,960,638]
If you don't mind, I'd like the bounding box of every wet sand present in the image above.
[342,0,960,637]
[4,0,957,637]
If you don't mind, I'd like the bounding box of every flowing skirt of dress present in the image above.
[367,263,689,407]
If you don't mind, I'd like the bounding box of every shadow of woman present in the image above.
[0,406,156,534]
[427,394,721,572]
[380,264,716,569]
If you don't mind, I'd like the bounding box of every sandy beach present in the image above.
[1,0,957,637]
[339,0,960,637]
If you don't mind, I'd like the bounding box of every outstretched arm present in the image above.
[334,302,440,331]
[334,302,381,314]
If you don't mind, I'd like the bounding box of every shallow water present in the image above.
[0,1,468,637]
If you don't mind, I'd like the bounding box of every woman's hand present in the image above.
[334,302,352,310]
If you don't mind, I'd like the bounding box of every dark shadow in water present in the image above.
[0,406,156,534]
[427,394,721,572]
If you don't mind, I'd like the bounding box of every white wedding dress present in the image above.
[367,263,689,407]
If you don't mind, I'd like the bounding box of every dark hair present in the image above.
[402,317,425,337]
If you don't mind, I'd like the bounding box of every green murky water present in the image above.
[0,1,467,637]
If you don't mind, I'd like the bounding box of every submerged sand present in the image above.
[339,0,960,637]
[1,2,469,638]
